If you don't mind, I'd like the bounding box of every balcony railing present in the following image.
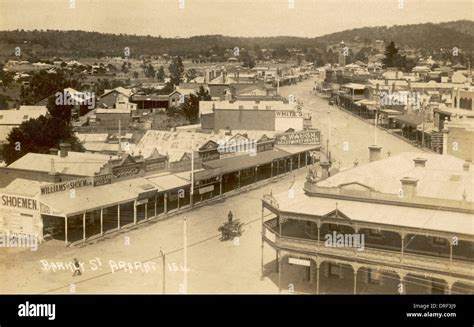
[262,222,473,277]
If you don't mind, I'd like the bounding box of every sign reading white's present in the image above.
[275,111,303,118]
[40,178,93,195]
[275,130,320,145]
[289,257,311,267]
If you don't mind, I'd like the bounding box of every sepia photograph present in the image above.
[0,0,472,324]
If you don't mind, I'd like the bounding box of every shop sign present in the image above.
[40,178,93,195]
[275,130,320,145]
[275,111,303,118]
[93,174,113,187]
[265,228,276,242]
[0,194,38,211]
[198,185,214,195]
[289,257,311,266]
[113,165,140,179]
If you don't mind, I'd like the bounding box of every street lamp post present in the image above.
[190,134,194,208]
[183,218,188,294]
[159,248,166,294]
[421,100,426,148]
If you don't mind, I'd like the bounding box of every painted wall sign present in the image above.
[275,130,320,145]
[198,185,215,194]
[113,165,140,179]
[1,195,38,211]
[40,178,93,195]
[93,174,113,187]
[289,257,311,267]
[275,111,303,118]
[145,162,166,172]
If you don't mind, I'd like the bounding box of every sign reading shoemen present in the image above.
[275,130,320,145]
[1,194,38,211]
[40,178,93,195]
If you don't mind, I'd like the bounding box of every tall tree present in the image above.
[2,99,83,164]
[169,56,184,85]
[156,66,165,82]
[180,86,211,122]
[241,52,256,69]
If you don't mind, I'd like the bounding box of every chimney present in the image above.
[50,159,56,175]
[400,177,418,199]
[59,143,71,158]
[413,157,427,168]
[463,162,470,172]
[320,161,331,180]
[442,120,449,155]
[368,145,382,162]
[49,148,58,155]
[48,158,60,182]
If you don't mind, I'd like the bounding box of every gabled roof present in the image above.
[8,152,112,176]
[101,87,133,98]
[0,107,48,125]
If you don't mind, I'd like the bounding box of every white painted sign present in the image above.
[265,228,276,242]
[198,185,215,195]
[289,257,311,266]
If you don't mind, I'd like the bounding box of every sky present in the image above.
[0,0,472,38]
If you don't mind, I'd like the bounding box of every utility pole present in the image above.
[183,218,188,294]
[421,100,426,148]
[118,119,122,155]
[190,134,194,208]
[327,108,331,158]
[160,248,166,294]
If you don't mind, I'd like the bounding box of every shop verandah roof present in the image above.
[39,178,153,217]
[269,187,474,237]
[203,149,292,175]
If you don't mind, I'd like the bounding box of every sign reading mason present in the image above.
[1,195,38,211]
[275,130,320,145]
[40,178,93,195]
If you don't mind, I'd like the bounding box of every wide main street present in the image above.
[0,77,422,294]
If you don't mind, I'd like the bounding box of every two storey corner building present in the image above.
[261,151,474,294]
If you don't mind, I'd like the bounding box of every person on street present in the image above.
[228,211,233,224]
[72,258,82,277]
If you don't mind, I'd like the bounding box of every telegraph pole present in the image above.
[190,134,194,207]
[183,218,188,294]
[160,248,166,294]
[421,101,426,148]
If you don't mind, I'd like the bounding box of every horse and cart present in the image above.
[218,211,244,241]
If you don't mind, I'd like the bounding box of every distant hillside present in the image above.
[317,20,474,52]
[0,20,472,60]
